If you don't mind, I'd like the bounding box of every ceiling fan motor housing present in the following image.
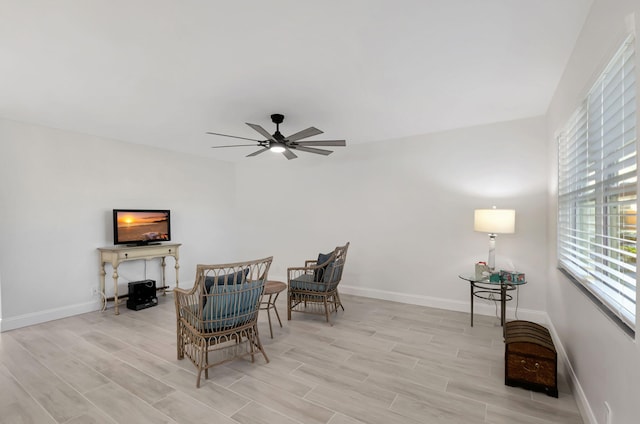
[270,114,284,124]
[270,114,285,139]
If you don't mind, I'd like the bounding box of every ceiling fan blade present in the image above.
[247,147,270,157]
[211,144,261,149]
[296,139,346,147]
[291,146,333,156]
[246,123,277,142]
[282,147,298,160]
[285,126,323,143]
[206,132,262,142]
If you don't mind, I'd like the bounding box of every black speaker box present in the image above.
[126,279,158,311]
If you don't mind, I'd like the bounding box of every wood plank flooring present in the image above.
[0,293,584,424]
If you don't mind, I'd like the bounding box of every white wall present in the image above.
[235,116,549,321]
[546,1,640,423]
[0,118,238,331]
[1,115,548,329]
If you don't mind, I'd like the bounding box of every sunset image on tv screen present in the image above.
[116,211,169,242]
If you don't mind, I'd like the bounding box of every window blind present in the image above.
[558,35,637,331]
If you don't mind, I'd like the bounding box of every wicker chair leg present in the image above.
[248,332,256,363]
[287,292,292,320]
[335,291,345,311]
[259,344,269,363]
[253,327,270,363]
[323,297,333,326]
[204,351,209,380]
[176,303,182,360]
[196,367,203,388]
[195,339,208,387]
[177,331,184,360]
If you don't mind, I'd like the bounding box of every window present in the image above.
[558,35,637,332]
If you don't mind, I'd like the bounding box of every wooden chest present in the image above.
[505,320,558,397]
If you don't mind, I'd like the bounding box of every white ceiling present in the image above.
[0,0,593,162]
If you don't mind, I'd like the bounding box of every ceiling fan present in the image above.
[207,114,346,160]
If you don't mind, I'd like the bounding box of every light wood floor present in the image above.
[0,292,584,424]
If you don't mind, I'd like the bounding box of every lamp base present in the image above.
[488,234,496,271]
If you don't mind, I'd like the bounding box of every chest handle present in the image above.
[521,360,540,372]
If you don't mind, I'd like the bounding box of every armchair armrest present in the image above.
[173,286,191,296]
[287,262,322,281]
[287,265,312,282]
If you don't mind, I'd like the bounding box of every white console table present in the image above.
[98,243,181,315]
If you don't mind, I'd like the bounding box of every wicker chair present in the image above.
[174,256,272,387]
[287,243,349,325]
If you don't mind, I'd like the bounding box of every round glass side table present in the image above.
[458,274,526,328]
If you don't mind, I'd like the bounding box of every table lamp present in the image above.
[474,207,515,270]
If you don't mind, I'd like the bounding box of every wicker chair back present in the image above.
[174,256,272,387]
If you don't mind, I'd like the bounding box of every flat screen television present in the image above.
[113,209,171,246]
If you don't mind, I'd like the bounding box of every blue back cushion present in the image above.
[202,279,264,331]
[204,269,249,290]
[322,259,343,290]
[203,269,250,307]
[314,252,332,282]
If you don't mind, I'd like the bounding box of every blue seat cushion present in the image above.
[314,252,332,282]
[291,273,330,292]
[202,279,264,331]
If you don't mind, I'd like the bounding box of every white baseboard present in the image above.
[0,301,101,332]
[546,319,596,424]
[339,284,547,324]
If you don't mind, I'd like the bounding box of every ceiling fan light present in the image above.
[270,144,285,153]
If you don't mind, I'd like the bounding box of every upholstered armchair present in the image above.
[287,243,349,325]
[174,256,272,387]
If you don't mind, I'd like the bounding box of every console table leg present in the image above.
[161,257,167,296]
[99,262,107,312]
[112,267,120,315]
[175,257,180,288]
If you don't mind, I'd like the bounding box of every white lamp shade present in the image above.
[474,209,515,234]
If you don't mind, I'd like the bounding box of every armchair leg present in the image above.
[198,338,209,387]
[246,332,256,363]
[204,346,210,381]
[196,369,203,388]
[252,325,270,363]
[258,340,270,364]
[177,333,184,360]
[335,291,345,311]
[323,297,333,326]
